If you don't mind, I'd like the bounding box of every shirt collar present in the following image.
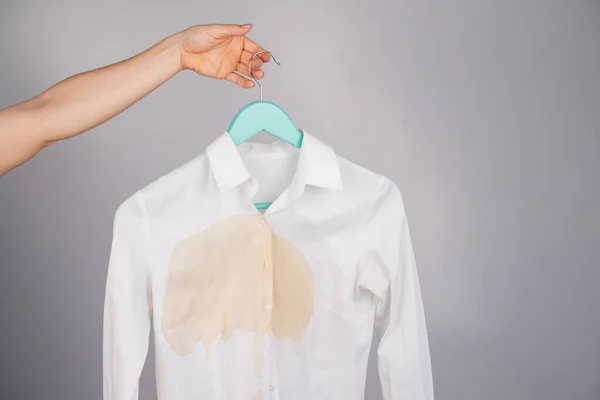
[206,130,343,195]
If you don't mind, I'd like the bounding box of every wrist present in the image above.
[155,31,185,75]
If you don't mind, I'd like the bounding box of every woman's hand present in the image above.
[178,24,271,88]
[0,23,270,175]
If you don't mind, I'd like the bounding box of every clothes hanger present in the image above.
[227,50,304,211]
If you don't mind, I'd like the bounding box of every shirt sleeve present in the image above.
[367,179,434,400]
[103,194,153,400]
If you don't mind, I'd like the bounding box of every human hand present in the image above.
[177,24,271,88]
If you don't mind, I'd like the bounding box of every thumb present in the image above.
[213,23,253,38]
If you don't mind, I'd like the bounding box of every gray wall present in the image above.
[1,1,599,399]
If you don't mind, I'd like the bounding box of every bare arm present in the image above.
[0,23,270,176]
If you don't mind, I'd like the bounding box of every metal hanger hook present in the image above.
[249,50,281,101]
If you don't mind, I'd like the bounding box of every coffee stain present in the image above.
[271,235,314,351]
[161,214,314,373]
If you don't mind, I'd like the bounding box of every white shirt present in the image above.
[103,131,434,400]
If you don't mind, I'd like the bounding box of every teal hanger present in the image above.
[227,50,303,211]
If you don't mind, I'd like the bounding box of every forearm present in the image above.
[0,31,183,175]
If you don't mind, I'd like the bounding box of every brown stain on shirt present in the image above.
[161,214,314,366]
[271,235,315,350]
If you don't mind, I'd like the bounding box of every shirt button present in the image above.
[258,219,268,228]
[268,384,275,392]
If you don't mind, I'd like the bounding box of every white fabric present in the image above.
[103,131,434,400]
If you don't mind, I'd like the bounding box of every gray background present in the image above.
[1,0,599,399]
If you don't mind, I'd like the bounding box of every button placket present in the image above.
[260,217,274,329]
[260,218,276,399]
[266,339,281,400]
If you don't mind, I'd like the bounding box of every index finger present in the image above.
[243,37,271,63]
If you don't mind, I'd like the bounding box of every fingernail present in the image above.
[241,23,253,28]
